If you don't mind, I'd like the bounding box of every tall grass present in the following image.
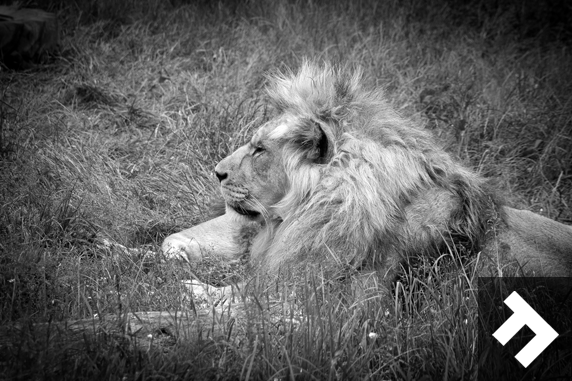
[1,0,571,379]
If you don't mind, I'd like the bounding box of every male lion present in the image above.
[163,62,572,286]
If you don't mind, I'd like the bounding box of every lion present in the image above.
[162,61,572,287]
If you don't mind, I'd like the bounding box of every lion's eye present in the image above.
[253,146,265,156]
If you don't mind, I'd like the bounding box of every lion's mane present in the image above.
[250,62,500,273]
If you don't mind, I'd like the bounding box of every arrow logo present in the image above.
[492,291,559,368]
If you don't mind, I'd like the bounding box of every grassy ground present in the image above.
[1,0,571,379]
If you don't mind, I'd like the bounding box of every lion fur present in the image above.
[163,61,572,280]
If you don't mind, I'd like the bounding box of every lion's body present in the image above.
[162,62,572,281]
[485,207,572,276]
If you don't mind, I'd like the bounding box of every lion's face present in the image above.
[215,116,293,218]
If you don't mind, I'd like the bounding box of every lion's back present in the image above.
[483,207,572,277]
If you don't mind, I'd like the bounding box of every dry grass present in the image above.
[1,0,571,379]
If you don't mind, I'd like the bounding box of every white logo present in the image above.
[492,291,558,368]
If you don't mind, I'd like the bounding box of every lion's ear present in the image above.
[289,120,332,164]
[305,121,331,164]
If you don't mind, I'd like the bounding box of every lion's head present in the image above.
[211,62,493,273]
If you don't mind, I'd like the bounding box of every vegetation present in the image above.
[1,0,571,379]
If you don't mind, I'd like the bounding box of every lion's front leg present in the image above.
[162,211,260,263]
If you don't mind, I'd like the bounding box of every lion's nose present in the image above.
[215,170,227,182]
